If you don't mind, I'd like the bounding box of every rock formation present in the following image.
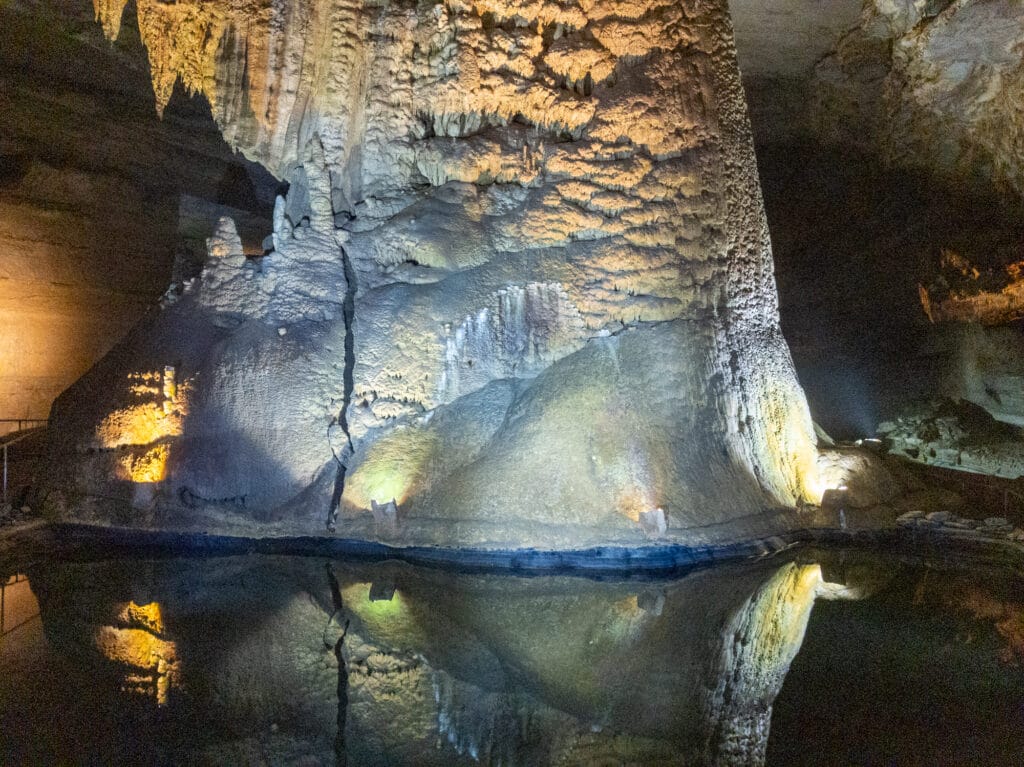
[811,0,1024,200]
[728,0,1024,455]
[44,0,822,547]
[920,250,1024,327]
[733,0,1024,203]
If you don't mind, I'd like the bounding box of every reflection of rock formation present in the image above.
[326,563,351,766]
[94,601,180,705]
[47,0,819,546]
[703,563,820,764]
[26,555,831,765]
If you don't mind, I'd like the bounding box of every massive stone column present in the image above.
[45,0,820,547]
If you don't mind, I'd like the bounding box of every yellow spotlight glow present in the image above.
[96,368,190,485]
[95,600,178,705]
[120,601,165,633]
[343,427,436,509]
[120,444,169,483]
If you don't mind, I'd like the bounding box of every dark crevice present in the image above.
[327,242,358,530]
[179,487,247,509]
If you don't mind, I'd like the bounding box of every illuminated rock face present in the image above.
[810,0,1024,199]
[47,0,818,545]
[0,1,276,422]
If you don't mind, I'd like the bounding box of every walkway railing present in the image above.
[0,419,48,438]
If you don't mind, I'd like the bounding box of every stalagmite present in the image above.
[45,0,821,549]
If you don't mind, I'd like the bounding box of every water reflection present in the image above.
[1,556,825,765]
[1,552,1020,765]
[1,574,40,639]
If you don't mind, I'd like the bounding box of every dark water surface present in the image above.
[1,547,1022,766]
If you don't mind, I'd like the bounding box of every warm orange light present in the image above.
[96,601,178,705]
[121,601,165,633]
[96,368,189,484]
[96,370,188,449]
[120,444,169,483]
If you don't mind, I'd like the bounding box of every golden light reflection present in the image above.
[338,582,425,646]
[749,564,822,658]
[618,497,643,523]
[95,601,179,705]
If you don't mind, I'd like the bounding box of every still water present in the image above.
[1,549,1022,766]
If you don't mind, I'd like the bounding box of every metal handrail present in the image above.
[0,418,48,437]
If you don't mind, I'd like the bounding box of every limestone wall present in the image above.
[0,0,275,419]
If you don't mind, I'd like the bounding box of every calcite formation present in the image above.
[46,0,820,547]
[919,253,1024,431]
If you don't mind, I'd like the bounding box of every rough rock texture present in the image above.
[22,555,826,766]
[937,322,1024,428]
[731,1,1024,479]
[811,0,1024,200]
[732,0,1024,204]
[0,0,276,419]
[920,250,1024,327]
[728,0,862,144]
[878,398,1024,478]
[45,0,821,546]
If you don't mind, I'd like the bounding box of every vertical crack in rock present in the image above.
[328,243,358,530]
[324,564,351,766]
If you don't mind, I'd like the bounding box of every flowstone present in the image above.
[47,0,821,548]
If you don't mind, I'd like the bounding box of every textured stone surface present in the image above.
[920,249,1024,326]
[939,323,1024,428]
[811,0,1024,200]
[44,0,821,546]
[878,398,1024,478]
[0,0,275,419]
[731,2,1024,482]
[728,0,862,144]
